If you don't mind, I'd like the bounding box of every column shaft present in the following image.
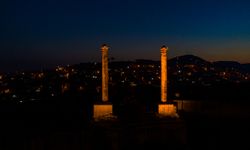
[101,45,109,102]
[161,46,168,103]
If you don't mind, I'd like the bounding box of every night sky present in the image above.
[1,0,250,72]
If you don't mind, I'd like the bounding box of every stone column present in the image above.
[101,44,109,102]
[158,46,178,117]
[93,44,113,120]
[161,45,168,103]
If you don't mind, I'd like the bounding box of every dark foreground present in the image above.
[0,106,250,150]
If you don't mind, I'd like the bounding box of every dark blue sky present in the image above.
[1,0,250,71]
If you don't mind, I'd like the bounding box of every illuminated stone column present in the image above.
[161,46,168,103]
[101,44,109,102]
[158,46,178,117]
[93,44,113,120]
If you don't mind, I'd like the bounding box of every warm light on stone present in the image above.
[161,46,168,103]
[158,104,178,117]
[93,44,113,121]
[159,46,178,117]
[101,44,109,102]
[93,104,113,119]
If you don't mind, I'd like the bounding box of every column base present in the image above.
[93,103,113,121]
[158,103,179,118]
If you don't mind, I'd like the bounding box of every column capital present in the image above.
[101,44,109,51]
[160,45,168,52]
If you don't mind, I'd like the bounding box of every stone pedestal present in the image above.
[158,103,178,118]
[93,103,113,120]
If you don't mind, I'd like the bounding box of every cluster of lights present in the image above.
[2,89,10,94]
[31,72,44,79]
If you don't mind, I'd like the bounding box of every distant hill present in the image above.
[212,61,250,73]
[167,55,250,73]
[169,55,210,67]
[213,61,241,69]
[72,54,250,74]
[242,63,250,72]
